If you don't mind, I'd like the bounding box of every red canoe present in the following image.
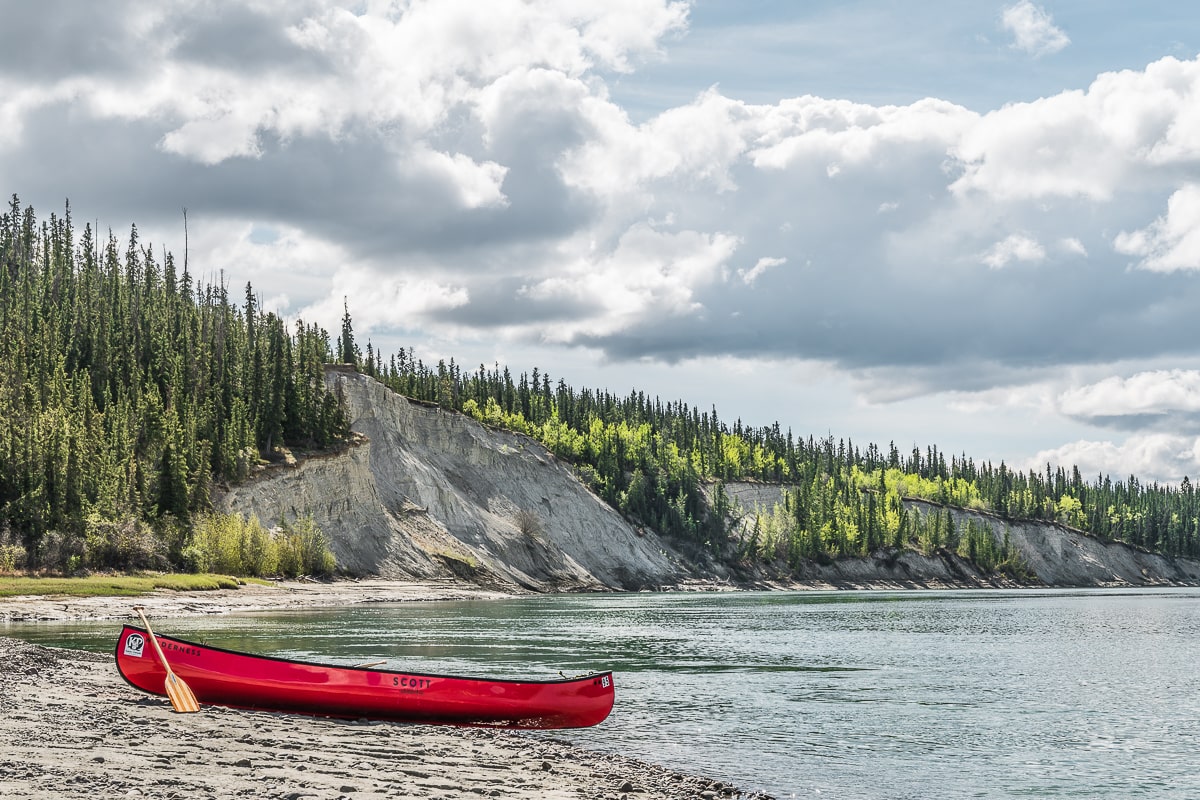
[114,625,614,729]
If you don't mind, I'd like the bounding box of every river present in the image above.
[6,587,1200,799]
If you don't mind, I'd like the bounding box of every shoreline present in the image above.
[3,572,1187,623]
[0,575,946,624]
[0,579,773,800]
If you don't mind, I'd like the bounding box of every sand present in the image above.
[0,581,771,800]
[0,579,521,623]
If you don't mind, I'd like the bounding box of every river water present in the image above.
[6,588,1200,799]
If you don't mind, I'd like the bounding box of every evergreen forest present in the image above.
[4,197,1200,580]
[0,197,346,575]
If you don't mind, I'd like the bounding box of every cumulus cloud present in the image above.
[1059,370,1200,421]
[5,8,1200,384]
[1001,1,1070,57]
[520,223,741,342]
[531,57,1200,376]
[1060,237,1087,256]
[980,233,1046,268]
[749,96,974,172]
[299,268,471,339]
[1028,435,1200,484]
[159,113,267,165]
[0,1,691,162]
[403,148,510,210]
[1114,184,1200,272]
[562,87,755,199]
[951,56,1200,202]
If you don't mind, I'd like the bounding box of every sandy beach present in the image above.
[0,580,770,799]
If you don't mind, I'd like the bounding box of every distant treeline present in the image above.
[361,345,1200,572]
[0,197,345,573]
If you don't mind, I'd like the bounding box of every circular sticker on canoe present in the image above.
[124,633,146,658]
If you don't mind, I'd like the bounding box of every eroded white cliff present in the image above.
[718,482,1200,587]
[219,370,682,590]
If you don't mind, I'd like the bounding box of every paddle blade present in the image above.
[164,671,201,713]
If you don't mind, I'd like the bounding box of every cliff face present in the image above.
[219,372,1200,591]
[921,501,1200,586]
[718,483,1200,588]
[219,370,682,591]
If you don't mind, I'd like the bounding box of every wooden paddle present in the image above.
[133,606,201,713]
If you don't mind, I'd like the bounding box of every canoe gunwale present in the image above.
[116,624,609,686]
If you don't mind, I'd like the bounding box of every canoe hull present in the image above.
[114,625,614,729]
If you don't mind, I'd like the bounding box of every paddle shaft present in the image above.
[133,606,200,712]
[133,607,176,674]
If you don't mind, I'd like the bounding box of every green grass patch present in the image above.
[0,573,259,598]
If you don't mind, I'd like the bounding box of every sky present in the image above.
[3,0,1200,484]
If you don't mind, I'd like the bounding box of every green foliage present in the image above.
[0,526,26,572]
[0,573,246,598]
[185,512,333,577]
[186,513,253,575]
[81,512,168,572]
[0,545,24,572]
[275,516,336,577]
[1056,494,1085,528]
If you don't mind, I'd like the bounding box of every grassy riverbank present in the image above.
[0,573,260,598]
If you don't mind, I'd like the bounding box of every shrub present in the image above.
[191,513,243,574]
[186,512,281,577]
[83,513,169,572]
[241,516,279,576]
[36,530,86,573]
[276,517,336,577]
[0,525,26,573]
[0,544,24,573]
[515,509,545,540]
